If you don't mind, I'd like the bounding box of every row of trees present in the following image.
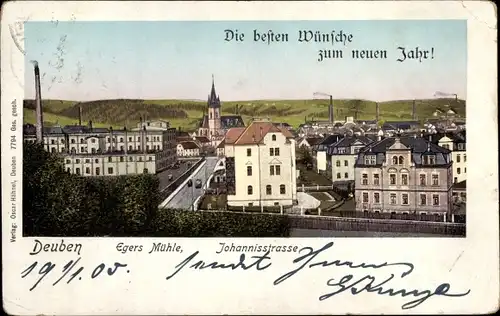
[23,142,290,237]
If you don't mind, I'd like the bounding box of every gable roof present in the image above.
[179,141,199,150]
[228,121,294,145]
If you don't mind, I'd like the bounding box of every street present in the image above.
[162,157,219,210]
[157,162,193,191]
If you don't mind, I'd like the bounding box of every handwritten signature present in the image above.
[167,241,470,310]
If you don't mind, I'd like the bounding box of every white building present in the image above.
[326,135,374,182]
[177,141,200,157]
[23,121,177,176]
[437,132,467,183]
[224,120,298,207]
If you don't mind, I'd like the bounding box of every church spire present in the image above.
[208,74,221,108]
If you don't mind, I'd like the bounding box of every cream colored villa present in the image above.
[224,120,298,207]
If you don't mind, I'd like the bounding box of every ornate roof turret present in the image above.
[208,74,221,108]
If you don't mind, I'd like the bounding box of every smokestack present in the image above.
[78,106,82,125]
[143,125,147,154]
[412,99,416,120]
[33,61,43,143]
[376,102,380,122]
[329,95,334,124]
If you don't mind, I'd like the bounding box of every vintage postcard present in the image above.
[1,1,498,314]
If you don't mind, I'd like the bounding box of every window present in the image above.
[362,174,368,185]
[86,167,90,174]
[85,159,90,163]
[344,160,348,167]
[420,194,427,205]
[373,174,380,185]
[71,139,76,144]
[146,137,149,142]
[432,174,439,186]
[108,167,113,174]
[75,159,80,163]
[247,166,252,176]
[454,177,457,183]
[149,157,153,161]
[401,174,408,185]
[457,168,461,174]
[270,165,275,175]
[129,146,133,151]
[398,156,404,165]
[420,174,426,186]
[51,139,55,145]
[272,134,277,141]
[75,168,81,175]
[266,185,272,195]
[402,193,409,205]
[275,165,281,175]
[270,148,274,156]
[120,157,124,162]
[129,137,133,142]
[337,173,341,179]
[143,168,148,174]
[456,155,461,163]
[120,146,124,151]
[92,148,96,154]
[120,137,123,142]
[344,172,348,179]
[423,155,436,165]
[362,192,369,203]
[465,167,467,173]
[50,148,56,153]
[433,194,440,206]
[66,159,71,164]
[392,156,398,164]
[138,157,142,162]
[374,192,380,203]
[66,168,71,173]
[336,160,341,167]
[464,154,466,162]
[280,184,286,194]
[247,148,251,156]
[274,148,280,156]
[390,193,397,205]
[390,174,396,185]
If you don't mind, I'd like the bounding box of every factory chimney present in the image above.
[412,99,416,120]
[78,105,83,125]
[33,61,44,143]
[329,95,334,124]
[376,102,380,122]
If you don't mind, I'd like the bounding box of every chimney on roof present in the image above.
[78,106,83,125]
[33,61,44,143]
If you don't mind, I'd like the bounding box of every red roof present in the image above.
[226,121,294,146]
[179,141,200,150]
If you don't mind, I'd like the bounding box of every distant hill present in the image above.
[23,98,466,130]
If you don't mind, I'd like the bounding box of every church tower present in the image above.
[207,75,222,137]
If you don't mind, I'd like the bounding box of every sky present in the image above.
[24,20,466,102]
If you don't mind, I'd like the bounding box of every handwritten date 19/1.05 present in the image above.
[21,258,129,291]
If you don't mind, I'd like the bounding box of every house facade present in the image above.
[176,141,201,157]
[326,135,374,182]
[23,121,177,176]
[354,136,453,215]
[224,120,297,207]
[437,132,466,183]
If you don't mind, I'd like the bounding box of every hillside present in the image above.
[23,98,466,130]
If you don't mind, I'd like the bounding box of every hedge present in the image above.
[23,142,290,237]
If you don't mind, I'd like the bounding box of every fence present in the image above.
[288,215,466,236]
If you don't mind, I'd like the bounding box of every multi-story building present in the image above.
[436,131,466,183]
[224,120,297,207]
[354,135,453,215]
[23,120,177,176]
[326,135,374,182]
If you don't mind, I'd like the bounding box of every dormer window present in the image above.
[398,156,404,165]
[422,155,436,165]
[392,156,398,165]
[364,154,376,165]
[272,134,277,141]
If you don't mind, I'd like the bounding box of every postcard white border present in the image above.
[1,1,498,315]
